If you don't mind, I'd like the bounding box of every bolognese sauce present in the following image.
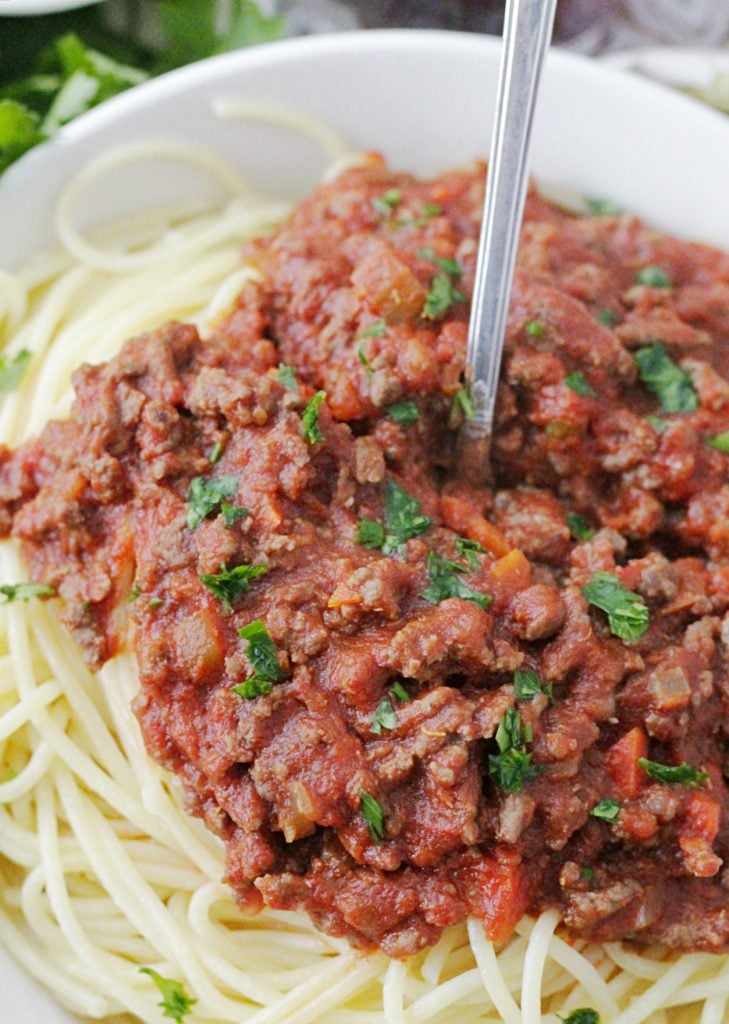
[1,158,729,957]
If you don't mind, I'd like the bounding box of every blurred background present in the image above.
[2,0,728,176]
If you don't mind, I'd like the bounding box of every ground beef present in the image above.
[3,158,729,957]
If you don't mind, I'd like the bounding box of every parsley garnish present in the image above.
[590,798,620,823]
[514,668,546,701]
[450,386,475,420]
[391,681,410,702]
[358,319,387,340]
[580,866,594,882]
[232,618,284,699]
[567,511,595,542]
[383,480,432,552]
[371,697,397,734]
[355,519,386,549]
[148,597,163,609]
[582,571,649,642]
[564,371,596,398]
[421,551,491,609]
[708,430,729,454]
[139,967,196,1022]
[638,758,708,788]
[0,349,31,391]
[422,272,465,319]
[360,789,385,842]
[635,342,697,413]
[417,247,463,280]
[646,415,667,433]
[221,503,249,528]
[199,563,267,613]
[209,441,224,464]
[187,475,238,530]
[586,197,622,217]
[489,708,541,793]
[0,582,55,602]
[635,265,672,288]
[301,391,326,444]
[597,308,619,327]
[128,584,141,602]
[455,536,485,571]
[277,364,298,389]
[371,188,402,217]
[386,400,419,426]
[525,320,545,337]
[559,1009,600,1024]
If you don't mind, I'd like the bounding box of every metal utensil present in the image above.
[458,0,558,486]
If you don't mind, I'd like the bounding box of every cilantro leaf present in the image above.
[635,265,672,288]
[390,681,410,702]
[420,551,491,609]
[0,349,31,391]
[590,798,620,823]
[139,967,196,1022]
[371,697,397,735]
[708,430,729,454]
[383,480,432,552]
[422,271,465,319]
[564,371,597,398]
[187,475,238,530]
[0,582,55,602]
[488,709,541,793]
[386,400,419,426]
[355,519,386,549]
[199,563,267,612]
[301,391,326,444]
[233,618,284,699]
[638,758,708,788]
[582,571,649,642]
[567,511,595,542]
[360,789,385,842]
[635,342,697,413]
[277,364,298,389]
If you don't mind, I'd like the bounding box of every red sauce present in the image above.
[2,158,729,956]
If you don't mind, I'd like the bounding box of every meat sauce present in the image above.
[3,158,729,957]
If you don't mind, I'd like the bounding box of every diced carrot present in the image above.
[489,548,532,585]
[605,727,648,800]
[682,791,721,843]
[440,495,511,558]
[459,848,531,945]
[619,806,658,842]
[327,584,363,609]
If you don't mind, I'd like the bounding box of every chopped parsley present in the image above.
[417,247,463,280]
[199,563,267,613]
[590,798,620,823]
[422,271,465,320]
[0,582,55,602]
[582,571,649,642]
[301,391,326,444]
[580,866,594,882]
[355,518,387,549]
[209,441,224,464]
[564,370,597,398]
[420,551,491,609]
[148,597,163,609]
[489,708,542,793]
[390,681,410,702]
[0,349,31,391]
[128,584,141,602]
[558,1009,600,1024]
[357,344,375,375]
[358,319,387,340]
[638,758,708,788]
[708,430,729,454]
[383,479,432,552]
[567,511,595,542]
[360,789,385,843]
[371,188,402,217]
[220,503,249,528]
[233,618,284,699]
[455,536,485,571]
[597,308,619,327]
[586,197,622,217]
[386,400,419,426]
[646,415,667,433]
[514,667,548,702]
[187,475,238,530]
[277,363,298,389]
[635,265,672,288]
[450,386,475,420]
[139,967,196,1023]
[525,319,545,337]
[635,342,697,413]
[371,697,397,735]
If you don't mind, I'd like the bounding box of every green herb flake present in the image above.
[187,475,238,530]
[455,536,485,571]
[634,342,697,413]
[586,197,622,217]
[139,967,196,1023]
[450,386,475,420]
[128,584,141,602]
[0,349,31,391]
[233,618,284,700]
[558,1009,600,1024]
[371,697,398,735]
[567,511,595,542]
[708,430,729,454]
[358,319,386,340]
[371,188,402,217]
[383,479,433,552]
[420,203,442,220]
[580,866,594,882]
[421,551,491,609]
[355,518,387,550]
[646,415,667,433]
[391,681,410,702]
[360,789,385,842]
[525,320,545,337]
[0,582,55,602]
[199,563,267,613]
[386,400,419,426]
[638,758,709,788]
[582,571,649,642]
[221,503,250,528]
[417,247,462,280]
[277,364,298,389]
[209,441,224,464]
[597,309,619,327]
[148,597,163,609]
[514,668,545,701]
[564,371,597,398]
[590,798,620,823]
[301,391,326,445]
[489,708,542,794]
[635,265,672,288]
[422,271,465,320]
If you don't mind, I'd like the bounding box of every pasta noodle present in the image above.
[1,131,729,1024]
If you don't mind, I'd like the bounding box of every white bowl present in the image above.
[0,0,103,14]
[2,28,729,1024]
